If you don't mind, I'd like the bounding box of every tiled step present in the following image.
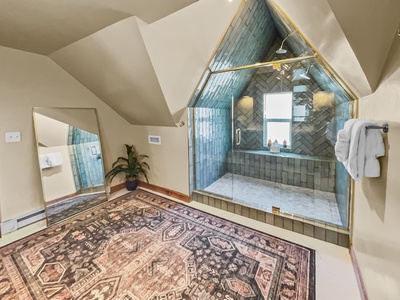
[191,190,350,248]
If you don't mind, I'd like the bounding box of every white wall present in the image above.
[273,0,372,97]
[40,146,77,201]
[327,0,400,91]
[352,37,400,299]
[0,45,193,223]
[130,111,190,195]
[50,0,240,126]
[34,113,70,148]
[139,0,241,122]
[0,46,131,221]
[34,113,77,201]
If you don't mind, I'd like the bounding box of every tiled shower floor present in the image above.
[204,173,343,226]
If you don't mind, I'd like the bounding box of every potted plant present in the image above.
[105,144,150,191]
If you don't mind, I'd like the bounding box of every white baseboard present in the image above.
[1,209,46,234]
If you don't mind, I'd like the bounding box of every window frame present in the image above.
[263,92,293,149]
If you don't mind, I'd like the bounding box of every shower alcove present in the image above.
[188,0,355,247]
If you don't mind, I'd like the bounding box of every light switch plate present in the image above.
[5,132,21,143]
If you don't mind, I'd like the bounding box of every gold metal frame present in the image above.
[267,0,358,102]
[211,54,317,74]
[265,2,357,243]
[32,107,108,227]
[188,0,358,236]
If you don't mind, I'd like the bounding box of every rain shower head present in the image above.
[276,30,296,54]
[292,65,311,81]
[275,48,287,54]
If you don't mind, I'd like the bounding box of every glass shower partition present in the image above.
[193,57,353,229]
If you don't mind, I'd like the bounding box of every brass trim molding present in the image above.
[211,54,317,74]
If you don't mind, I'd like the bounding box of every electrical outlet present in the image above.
[5,132,21,143]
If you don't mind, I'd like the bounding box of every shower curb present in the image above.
[191,190,350,248]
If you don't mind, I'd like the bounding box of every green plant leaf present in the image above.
[106,144,150,183]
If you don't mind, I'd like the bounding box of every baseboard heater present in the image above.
[1,209,46,234]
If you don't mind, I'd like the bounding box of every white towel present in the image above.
[334,119,357,163]
[342,119,385,180]
[335,129,350,162]
[364,126,385,177]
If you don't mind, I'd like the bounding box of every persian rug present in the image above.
[0,190,315,300]
[46,192,108,225]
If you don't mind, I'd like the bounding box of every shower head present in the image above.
[276,48,287,54]
[276,30,296,55]
[292,65,311,81]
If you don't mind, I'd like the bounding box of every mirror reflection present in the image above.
[33,107,107,226]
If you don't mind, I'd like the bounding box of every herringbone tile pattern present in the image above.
[234,39,335,157]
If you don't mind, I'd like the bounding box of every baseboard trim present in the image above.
[109,181,190,203]
[110,182,125,194]
[138,181,190,203]
[350,246,368,300]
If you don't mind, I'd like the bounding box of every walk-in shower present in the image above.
[191,55,352,227]
[188,0,355,235]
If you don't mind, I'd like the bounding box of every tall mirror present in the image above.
[33,107,107,226]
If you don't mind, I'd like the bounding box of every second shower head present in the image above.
[276,30,296,54]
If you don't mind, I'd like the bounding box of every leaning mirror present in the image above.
[33,107,107,226]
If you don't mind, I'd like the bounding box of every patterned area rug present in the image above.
[0,190,315,300]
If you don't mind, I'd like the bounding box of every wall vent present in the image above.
[148,135,161,145]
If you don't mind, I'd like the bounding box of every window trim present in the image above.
[263,92,293,148]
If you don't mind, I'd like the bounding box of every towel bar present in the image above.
[366,122,389,133]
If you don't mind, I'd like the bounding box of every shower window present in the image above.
[263,92,293,147]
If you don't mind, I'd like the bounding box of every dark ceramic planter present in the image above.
[125,179,138,191]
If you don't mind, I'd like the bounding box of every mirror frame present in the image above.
[32,107,108,226]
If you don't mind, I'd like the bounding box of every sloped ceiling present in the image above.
[50,0,241,126]
[0,0,197,55]
[2,0,396,126]
[326,0,400,90]
[50,17,176,127]
[273,0,400,96]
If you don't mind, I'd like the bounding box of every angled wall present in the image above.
[352,36,400,300]
[50,17,176,127]
[272,0,372,97]
[139,0,241,123]
[50,0,241,127]
[327,0,400,91]
[0,46,131,221]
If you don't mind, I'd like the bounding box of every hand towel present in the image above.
[364,125,385,177]
[342,120,385,180]
[344,120,368,180]
[335,129,350,162]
